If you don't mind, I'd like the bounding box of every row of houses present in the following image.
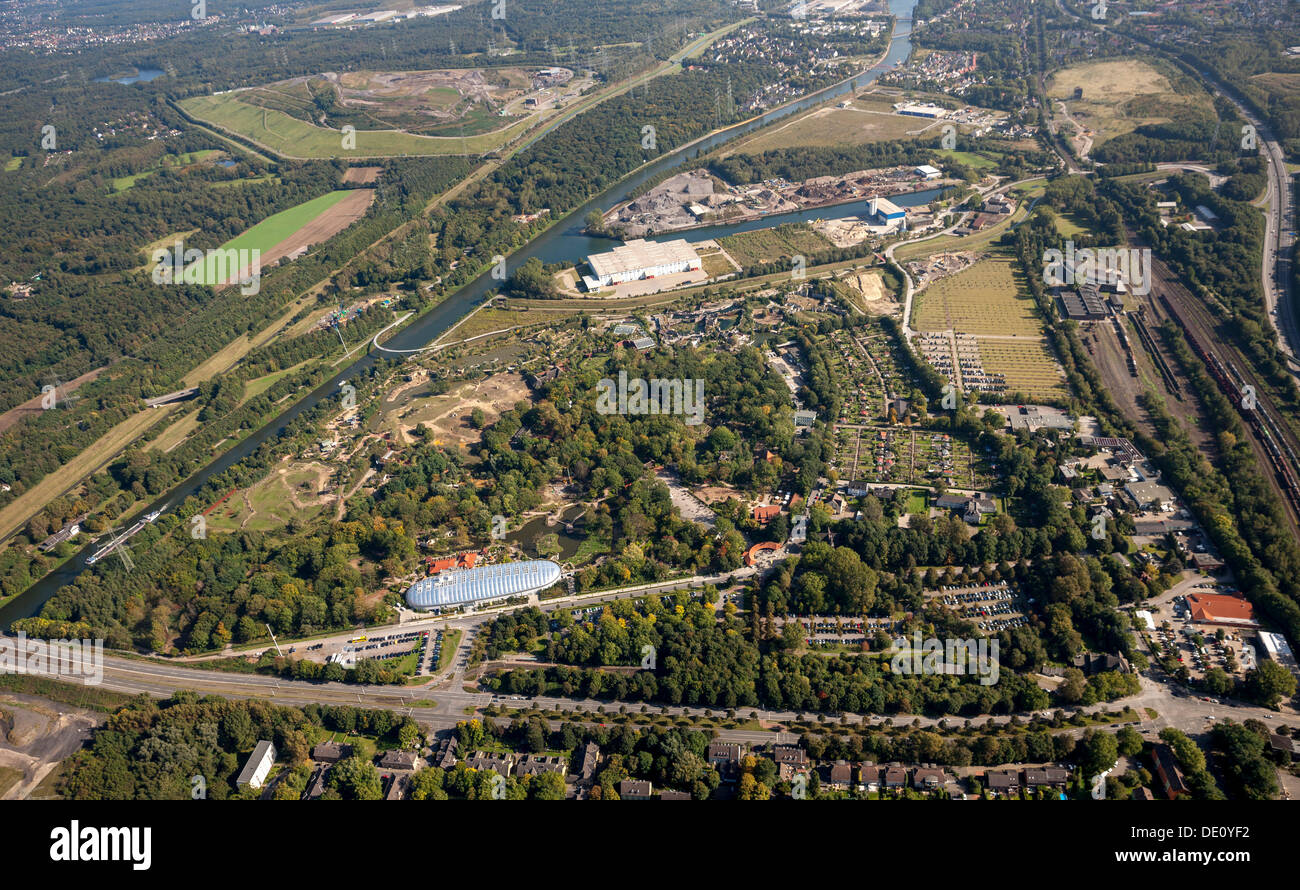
[706,741,1074,797]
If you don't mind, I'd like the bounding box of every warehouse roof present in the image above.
[588,238,699,279]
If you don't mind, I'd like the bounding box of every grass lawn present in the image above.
[1053,211,1092,237]
[438,305,576,344]
[110,150,223,192]
[439,630,462,671]
[895,196,1032,261]
[146,408,201,453]
[241,359,311,404]
[935,148,999,170]
[572,534,611,565]
[719,224,834,267]
[186,190,351,285]
[180,93,531,158]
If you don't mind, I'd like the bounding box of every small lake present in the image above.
[95,68,166,85]
[507,505,589,562]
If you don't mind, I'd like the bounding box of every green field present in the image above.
[934,149,999,170]
[186,190,351,285]
[110,150,222,193]
[180,93,531,158]
[206,461,332,532]
[1053,210,1092,238]
[439,629,462,671]
[718,224,835,267]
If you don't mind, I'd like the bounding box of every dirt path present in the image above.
[0,366,106,435]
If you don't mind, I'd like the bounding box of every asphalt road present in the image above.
[10,629,1298,746]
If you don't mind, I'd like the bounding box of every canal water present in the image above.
[1,0,920,624]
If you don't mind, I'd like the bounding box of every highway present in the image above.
[12,631,1299,746]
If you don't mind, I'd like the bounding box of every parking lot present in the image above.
[1147,592,1252,680]
[927,582,1029,633]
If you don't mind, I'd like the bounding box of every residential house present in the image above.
[516,754,568,778]
[912,766,946,791]
[377,750,420,771]
[985,770,1019,796]
[772,746,808,769]
[465,750,514,777]
[1023,767,1069,790]
[707,742,744,783]
[236,740,276,790]
[384,774,410,800]
[619,778,653,800]
[580,742,601,783]
[311,741,352,764]
[1151,744,1190,799]
[432,737,459,770]
[823,760,853,789]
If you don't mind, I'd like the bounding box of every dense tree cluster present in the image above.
[59,690,419,800]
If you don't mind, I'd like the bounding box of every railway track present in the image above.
[1129,309,1181,397]
[1152,282,1300,525]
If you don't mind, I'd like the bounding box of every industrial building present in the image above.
[915,164,942,179]
[582,239,702,289]
[1060,282,1109,320]
[997,404,1075,434]
[405,560,563,610]
[895,103,949,118]
[868,197,906,225]
[1257,631,1300,680]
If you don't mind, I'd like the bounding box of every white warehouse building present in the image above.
[583,239,702,290]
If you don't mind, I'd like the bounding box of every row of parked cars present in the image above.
[978,616,1027,632]
[414,629,444,677]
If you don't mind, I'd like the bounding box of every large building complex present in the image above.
[895,102,949,118]
[583,239,702,290]
[405,560,563,610]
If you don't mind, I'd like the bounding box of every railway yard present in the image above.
[1082,250,1300,535]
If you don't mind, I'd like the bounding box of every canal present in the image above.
[1,0,920,624]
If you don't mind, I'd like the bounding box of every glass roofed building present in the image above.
[405,560,563,611]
